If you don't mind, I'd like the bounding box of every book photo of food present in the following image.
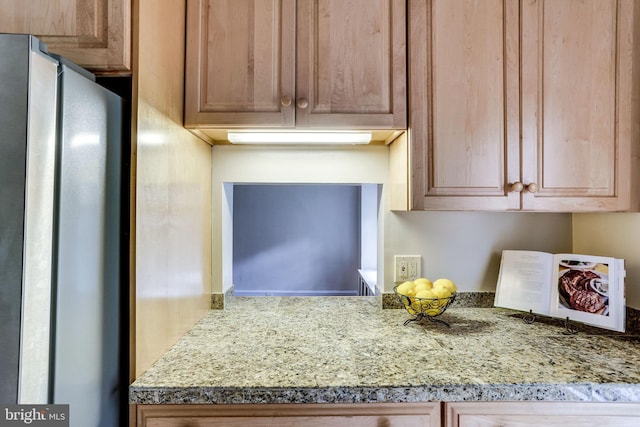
[558,260,610,316]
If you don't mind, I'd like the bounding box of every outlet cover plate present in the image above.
[394,255,421,282]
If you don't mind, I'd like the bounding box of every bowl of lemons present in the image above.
[393,278,457,327]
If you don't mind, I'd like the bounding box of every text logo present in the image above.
[0,405,68,427]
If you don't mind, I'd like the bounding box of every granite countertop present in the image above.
[130,296,640,405]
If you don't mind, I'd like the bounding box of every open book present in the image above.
[494,250,626,332]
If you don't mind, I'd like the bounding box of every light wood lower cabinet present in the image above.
[445,401,640,427]
[132,401,640,427]
[132,403,441,427]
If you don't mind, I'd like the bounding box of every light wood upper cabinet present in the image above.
[408,0,520,210]
[295,0,406,129]
[520,0,638,211]
[0,0,131,73]
[405,0,640,212]
[185,0,406,133]
[185,0,296,128]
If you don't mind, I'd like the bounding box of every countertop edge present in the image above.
[129,383,640,405]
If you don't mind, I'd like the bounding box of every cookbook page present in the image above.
[550,253,625,332]
[494,250,554,315]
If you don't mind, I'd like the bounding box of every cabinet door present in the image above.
[408,0,520,210]
[445,401,640,427]
[135,403,441,427]
[296,0,406,129]
[521,0,637,211]
[184,0,296,128]
[0,0,130,72]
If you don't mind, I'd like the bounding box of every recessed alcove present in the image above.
[227,183,380,296]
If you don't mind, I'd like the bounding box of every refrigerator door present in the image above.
[0,34,58,404]
[20,36,60,405]
[53,62,122,427]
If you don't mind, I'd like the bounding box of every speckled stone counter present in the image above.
[130,296,640,404]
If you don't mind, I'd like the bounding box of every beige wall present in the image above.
[573,213,640,309]
[211,145,573,295]
[385,211,572,292]
[133,0,212,378]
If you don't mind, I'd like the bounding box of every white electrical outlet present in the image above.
[394,255,421,282]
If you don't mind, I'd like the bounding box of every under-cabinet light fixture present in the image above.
[227,131,372,145]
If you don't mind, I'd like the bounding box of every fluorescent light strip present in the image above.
[227,131,372,145]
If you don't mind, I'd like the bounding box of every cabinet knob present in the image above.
[511,182,524,193]
[280,96,292,107]
[526,183,539,193]
[296,98,309,109]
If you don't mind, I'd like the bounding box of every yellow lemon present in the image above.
[432,286,451,299]
[419,299,437,311]
[396,281,416,296]
[413,277,433,289]
[414,282,431,293]
[415,289,436,299]
[438,298,450,308]
[433,278,457,293]
[425,308,441,316]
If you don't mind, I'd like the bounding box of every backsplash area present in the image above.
[382,291,496,309]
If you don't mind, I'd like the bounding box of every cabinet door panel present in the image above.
[296,0,406,128]
[446,402,640,427]
[521,0,634,211]
[184,0,296,127]
[136,403,441,427]
[0,0,130,72]
[455,415,639,427]
[146,415,433,427]
[409,0,520,210]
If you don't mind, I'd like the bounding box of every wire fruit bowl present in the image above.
[394,284,456,327]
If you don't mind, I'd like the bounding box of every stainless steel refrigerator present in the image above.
[0,34,124,426]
